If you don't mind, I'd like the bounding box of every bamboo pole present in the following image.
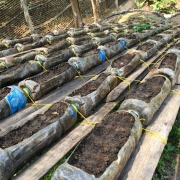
[70,0,83,28]
[20,0,35,34]
[91,0,100,23]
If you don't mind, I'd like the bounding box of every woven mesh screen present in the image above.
[0,0,29,40]
[0,0,117,40]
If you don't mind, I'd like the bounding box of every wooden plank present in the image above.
[91,0,99,23]
[118,85,180,180]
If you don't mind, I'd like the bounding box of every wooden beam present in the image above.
[118,85,180,180]
[91,0,100,23]
[20,0,35,34]
[70,0,83,28]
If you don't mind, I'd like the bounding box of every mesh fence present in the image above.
[0,0,117,40]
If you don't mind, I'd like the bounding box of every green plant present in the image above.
[150,0,176,13]
[135,0,146,9]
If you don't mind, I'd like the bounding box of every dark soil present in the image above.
[150,35,163,41]
[159,53,177,71]
[68,111,135,177]
[81,48,99,58]
[125,34,137,39]
[137,42,155,51]
[162,31,173,34]
[104,40,118,47]
[44,39,67,49]
[0,102,68,149]
[29,63,70,84]
[70,73,108,97]
[126,76,165,103]
[175,42,180,50]
[76,39,92,46]
[0,87,11,101]
[48,47,70,58]
[112,53,135,69]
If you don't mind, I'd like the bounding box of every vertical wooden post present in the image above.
[70,0,83,28]
[91,0,100,23]
[20,0,35,34]
[115,0,119,10]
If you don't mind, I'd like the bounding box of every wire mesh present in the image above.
[0,0,29,40]
[0,0,117,40]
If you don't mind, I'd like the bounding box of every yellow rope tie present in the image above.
[37,61,47,72]
[156,49,163,55]
[170,90,180,96]
[143,128,167,145]
[140,59,150,71]
[174,38,178,42]
[140,118,145,121]
[75,69,85,83]
[116,76,131,90]
[76,74,97,78]
[71,104,98,127]
[31,104,52,107]
[23,88,39,110]
[166,43,171,47]
[3,43,8,48]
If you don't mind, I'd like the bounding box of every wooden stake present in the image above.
[70,0,83,28]
[91,0,100,23]
[20,0,35,34]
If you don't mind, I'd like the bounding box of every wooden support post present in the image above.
[91,0,100,23]
[115,0,119,10]
[20,0,35,34]
[70,0,83,28]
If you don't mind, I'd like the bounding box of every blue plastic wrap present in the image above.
[98,50,106,62]
[119,40,125,51]
[5,86,27,115]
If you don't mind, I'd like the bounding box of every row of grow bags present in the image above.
[0,23,174,121]
[50,41,180,180]
[0,26,179,180]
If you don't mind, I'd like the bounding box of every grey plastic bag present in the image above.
[120,75,171,125]
[65,74,118,117]
[18,64,77,100]
[51,109,142,180]
[0,102,77,180]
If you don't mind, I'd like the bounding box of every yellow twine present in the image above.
[23,88,39,110]
[140,118,145,121]
[71,104,98,127]
[140,59,150,71]
[156,49,163,55]
[166,43,171,47]
[143,128,167,145]
[170,90,180,96]
[76,74,97,78]
[31,104,52,107]
[75,69,85,83]
[3,43,8,48]
[37,61,47,71]
[116,76,131,90]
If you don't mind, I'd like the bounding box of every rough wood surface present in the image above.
[118,85,180,180]
[70,0,83,28]
[20,0,35,33]
[91,0,99,23]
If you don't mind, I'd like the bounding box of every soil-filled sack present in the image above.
[149,34,169,49]
[158,32,173,43]
[2,36,33,48]
[118,34,139,48]
[97,40,125,59]
[135,40,157,60]
[0,60,42,88]
[19,63,77,100]
[91,35,115,46]
[14,39,47,52]
[68,53,103,74]
[120,75,171,125]
[0,51,40,72]
[65,73,118,117]
[66,36,91,45]
[51,110,142,180]
[0,48,18,58]
[164,28,180,38]
[53,29,68,36]
[141,29,156,37]
[35,49,75,69]
[45,34,69,44]
[149,49,180,86]
[70,43,97,57]
[0,102,77,180]
[106,50,141,77]
[0,86,26,120]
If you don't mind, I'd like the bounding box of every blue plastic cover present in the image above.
[98,50,106,62]
[5,86,27,115]
[119,40,125,51]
